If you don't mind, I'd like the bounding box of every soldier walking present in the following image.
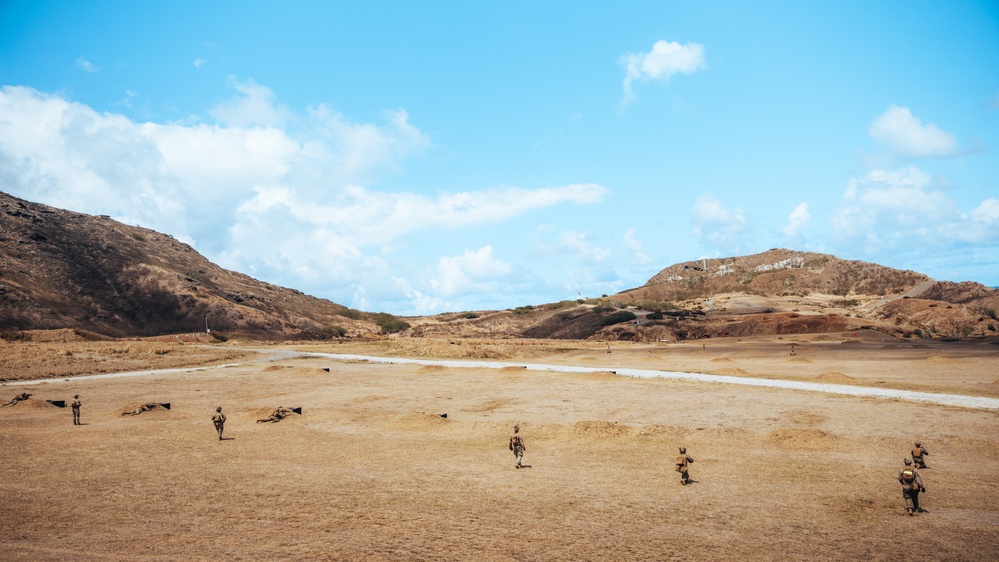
[212,406,226,440]
[71,394,82,425]
[911,441,929,468]
[898,458,926,516]
[509,425,525,469]
[675,446,694,485]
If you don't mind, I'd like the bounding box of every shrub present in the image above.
[459,312,479,319]
[319,325,347,339]
[512,305,535,316]
[372,313,411,334]
[979,306,998,321]
[0,329,29,341]
[600,311,637,326]
[646,311,664,320]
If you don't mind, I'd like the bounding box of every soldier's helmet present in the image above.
[74,394,79,398]
[914,441,921,447]
[216,406,222,412]
[679,447,686,454]
[903,458,912,465]
[514,425,520,431]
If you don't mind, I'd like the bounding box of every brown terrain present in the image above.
[2,191,999,559]
[1,335,998,560]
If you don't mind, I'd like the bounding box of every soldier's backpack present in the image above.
[901,468,916,483]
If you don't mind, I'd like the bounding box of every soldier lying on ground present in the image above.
[1,393,32,407]
[257,406,295,423]
[122,403,160,416]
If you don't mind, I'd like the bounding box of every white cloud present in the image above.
[0,85,608,314]
[208,78,295,127]
[869,105,958,157]
[76,57,98,73]
[193,58,207,69]
[781,202,810,238]
[620,40,706,105]
[431,246,513,298]
[692,195,751,254]
[623,228,655,265]
[831,166,999,257]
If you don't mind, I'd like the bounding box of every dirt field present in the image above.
[1,335,998,560]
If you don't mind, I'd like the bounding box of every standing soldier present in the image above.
[898,458,926,516]
[676,446,694,485]
[71,394,82,425]
[509,425,525,469]
[911,441,929,468]
[212,406,226,440]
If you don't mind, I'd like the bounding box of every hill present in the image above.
[2,192,996,343]
[0,191,373,339]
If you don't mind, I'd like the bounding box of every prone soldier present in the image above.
[257,406,293,423]
[122,403,158,416]
[2,392,32,407]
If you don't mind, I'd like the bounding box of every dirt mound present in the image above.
[714,368,751,376]
[464,399,510,413]
[788,357,812,363]
[3,398,57,410]
[924,356,958,364]
[816,372,857,384]
[263,365,288,372]
[767,428,840,450]
[569,421,633,439]
[418,365,448,374]
[637,424,689,439]
[709,357,733,362]
[281,367,330,376]
[392,412,450,429]
[120,403,171,416]
[785,411,828,425]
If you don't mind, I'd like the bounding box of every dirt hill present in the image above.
[2,192,996,343]
[0,191,374,339]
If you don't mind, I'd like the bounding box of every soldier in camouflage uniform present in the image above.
[911,441,929,469]
[257,406,293,423]
[2,392,31,407]
[898,458,926,516]
[72,394,82,425]
[675,447,694,485]
[509,425,525,469]
[212,406,226,440]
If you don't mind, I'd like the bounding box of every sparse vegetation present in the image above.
[318,325,347,339]
[600,311,636,326]
[372,313,411,334]
[512,305,535,316]
[0,329,30,341]
[458,312,480,319]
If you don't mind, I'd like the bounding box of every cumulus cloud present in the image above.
[623,228,655,265]
[193,58,207,69]
[832,166,999,258]
[620,40,706,105]
[781,202,810,238]
[431,246,513,298]
[692,195,751,254]
[869,105,958,157]
[0,85,608,314]
[76,57,98,73]
[208,78,295,127]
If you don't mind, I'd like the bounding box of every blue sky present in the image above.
[1,1,997,315]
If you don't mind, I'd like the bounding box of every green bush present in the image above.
[512,305,535,315]
[319,325,347,339]
[459,312,479,319]
[379,320,410,334]
[600,311,637,326]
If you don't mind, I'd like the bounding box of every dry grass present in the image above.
[1,337,997,560]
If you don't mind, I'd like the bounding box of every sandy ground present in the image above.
[1,336,998,560]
